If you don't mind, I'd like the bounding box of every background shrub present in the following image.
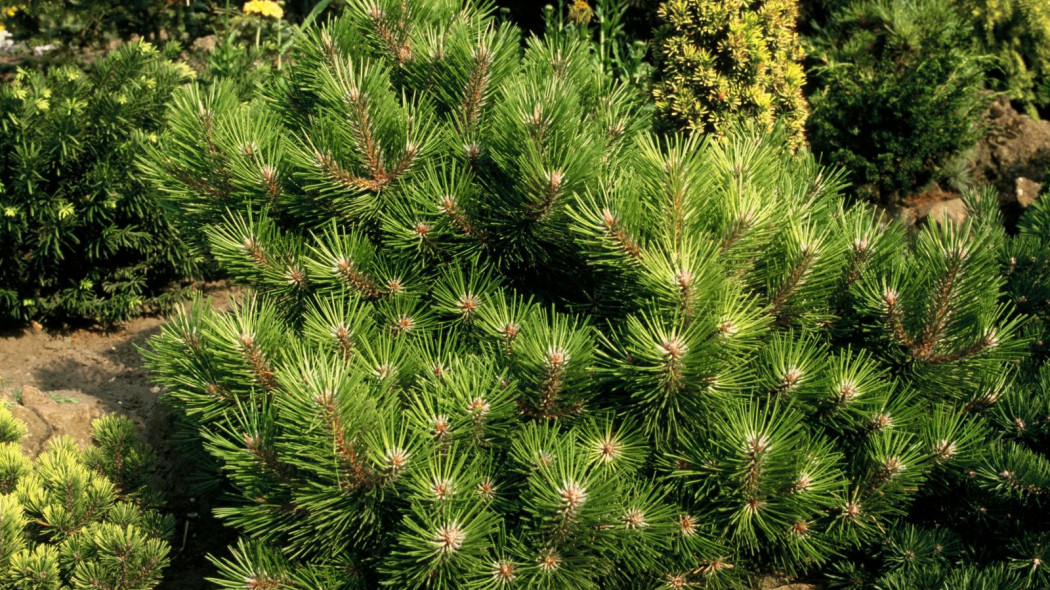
[806,0,991,204]
[651,0,809,148]
[0,41,198,324]
[0,405,172,590]
[1,0,213,57]
[953,0,1050,118]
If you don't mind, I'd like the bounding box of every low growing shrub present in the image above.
[806,0,991,204]
[651,0,809,149]
[0,41,199,324]
[0,405,172,589]
[140,1,1048,588]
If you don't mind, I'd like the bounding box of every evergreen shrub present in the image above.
[0,1,210,57]
[142,0,1048,587]
[0,41,199,324]
[806,0,991,204]
[651,0,809,149]
[0,405,172,589]
[953,0,1050,117]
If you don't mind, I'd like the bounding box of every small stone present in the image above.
[926,198,968,225]
[897,206,919,226]
[1016,177,1043,208]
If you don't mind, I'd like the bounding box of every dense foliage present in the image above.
[139,1,1049,588]
[953,0,1050,117]
[0,41,198,324]
[0,0,211,56]
[0,405,172,590]
[806,0,991,204]
[651,0,809,149]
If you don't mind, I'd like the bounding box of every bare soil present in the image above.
[0,287,240,590]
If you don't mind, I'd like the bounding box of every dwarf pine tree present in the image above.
[0,406,172,590]
[140,0,1046,588]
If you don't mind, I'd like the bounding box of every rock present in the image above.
[15,385,101,455]
[1016,177,1044,208]
[971,98,1050,207]
[192,35,218,53]
[925,198,968,225]
[897,206,919,226]
[2,391,51,457]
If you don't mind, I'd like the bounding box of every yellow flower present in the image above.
[35,98,49,111]
[116,94,128,105]
[243,0,283,19]
[568,0,594,25]
[11,88,25,100]
[3,206,16,217]
[147,132,158,143]
[3,6,18,17]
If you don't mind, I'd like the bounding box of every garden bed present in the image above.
[0,284,238,590]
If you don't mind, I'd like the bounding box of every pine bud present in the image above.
[545,347,569,369]
[537,551,561,572]
[880,456,906,479]
[432,415,450,437]
[789,520,810,537]
[477,477,497,501]
[932,439,957,461]
[718,319,738,337]
[558,480,587,514]
[595,436,621,464]
[837,380,859,401]
[841,501,861,522]
[456,293,480,317]
[677,514,697,537]
[491,560,517,583]
[622,508,648,529]
[430,477,454,501]
[384,447,408,471]
[393,314,415,334]
[660,336,686,360]
[432,522,464,554]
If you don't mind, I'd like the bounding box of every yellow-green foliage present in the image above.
[652,0,809,148]
[955,0,1050,113]
[0,405,171,590]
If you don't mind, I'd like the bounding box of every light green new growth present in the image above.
[0,405,172,590]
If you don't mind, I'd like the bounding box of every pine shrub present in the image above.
[0,404,172,589]
[0,41,199,324]
[806,0,991,204]
[141,0,1047,587]
[651,0,809,149]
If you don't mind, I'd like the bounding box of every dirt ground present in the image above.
[0,289,239,589]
